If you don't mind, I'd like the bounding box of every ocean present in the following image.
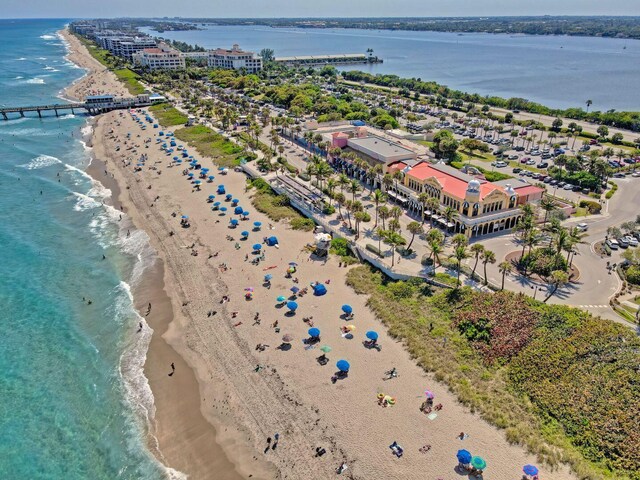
[0,19,173,479]
[142,25,640,111]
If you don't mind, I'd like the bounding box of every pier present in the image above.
[0,94,163,120]
[274,53,382,67]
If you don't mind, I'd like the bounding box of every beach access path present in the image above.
[93,104,577,480]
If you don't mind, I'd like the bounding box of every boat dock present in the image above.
[274,53,382,67]
[0,93,163,120]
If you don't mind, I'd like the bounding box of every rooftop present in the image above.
[348,135,416,158]
[406,162,505,200]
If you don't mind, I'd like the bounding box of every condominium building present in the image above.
[208,44,262,73]
[132,43,185,70]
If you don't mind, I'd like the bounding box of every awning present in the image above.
[446,222,455,228]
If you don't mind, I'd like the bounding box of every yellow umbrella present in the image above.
[346,324,356,331]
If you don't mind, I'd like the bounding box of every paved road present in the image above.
[473,177,640,322]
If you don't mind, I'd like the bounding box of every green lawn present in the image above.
[173,125,245,167]
[113,68,146,95]
[149,103,188,127]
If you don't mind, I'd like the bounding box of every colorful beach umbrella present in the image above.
[264,274,273,281]
[276,295,286,302]
[286,301,298,311]
[345,324,356,331]
[523,465,539,476]
[336,360,350,372]
[424,390,435,399]
[308,327,320,338]
[456,449,472,464]
[471,456,487,470]
[341,304,353,314]
[366,331,379,341]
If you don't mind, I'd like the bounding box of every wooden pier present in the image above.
[0,94,159,120]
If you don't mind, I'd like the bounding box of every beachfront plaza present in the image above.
[313,124,544,238]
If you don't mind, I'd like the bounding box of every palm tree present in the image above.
[349,179,361,202]
[426,228,444,274]
[388,218,401,233]
[406,221,423,250]
[372,189,387,227]
[450,245,469,287]
[469,243,485,280]
[344,200,353,229]
[354,211,366,238]
[417,192,430,224]
[390,205,402,220]
[378,205,390,230]
[481,249,496,285]
[376,228,386,253]
[544,270,569,302]
[539,196,557,226]
[498,261,513,290]
[325,177,338,205]
[382,231,406,267]
[451,233,468,249]
[334,192,346,219]
[567,227,587,266]
[338,173,350,193]
[426,197,440,228]
[586,99,593,113]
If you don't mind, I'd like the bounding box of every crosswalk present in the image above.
[575,305,610,309]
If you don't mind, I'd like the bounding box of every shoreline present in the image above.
[62,28,263,479]
[61,26,578,480]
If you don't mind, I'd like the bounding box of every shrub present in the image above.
[366,243,383,257]
[387,281,415,298]
[421,255,434,266]
[322,203,336,215]
[298,173,311,182]
[330,237,350,257]
[605,181,618,199]
[521,248,568,277]
[454,291,540,363]
[290,217,315,231]
[362,212,371,222]
[578,200,602,214]
[626,265,640,285]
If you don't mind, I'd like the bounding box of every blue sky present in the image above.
[3,0,640,19]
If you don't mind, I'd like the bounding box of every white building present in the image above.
[132,43,185,70]
[208,44,262,73]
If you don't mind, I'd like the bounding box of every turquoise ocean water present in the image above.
[0,19,176,479]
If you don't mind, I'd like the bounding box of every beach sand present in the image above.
[65,27,578,480]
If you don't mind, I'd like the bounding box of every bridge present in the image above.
[0,94,163,120]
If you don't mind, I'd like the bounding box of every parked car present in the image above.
[526,159,536,166]
[512,167,522,173]
[537,162,549,169]
[491,161,508,168]
[613,172,626,178]
[626,236,639,247]
[543,176,552,183]
[576,223,589,232]
[563,184,574,190]
[520,157,530,164]
[607,239,619,250]
[508,154,519,160]
[618,237,630,248]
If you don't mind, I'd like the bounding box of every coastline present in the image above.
[61,28,266,479]
[60,27,578,480]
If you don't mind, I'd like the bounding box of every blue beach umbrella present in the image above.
[225,194,233,201]
[201,168,209,173]
[240,230,249,238]
[253,221,262,230]
[308,327,320,338]
[208,175,215,182]
[313,284,327,296]
[523,465,539,476]
[252,244,262,251]
[173,156,179,161]
[336,360,350,372]
[456,450,472,465]
[242,211,250,217]
[286,301,298,311]
[181,215,188,219]
[342,304,353,314]
[264,274,273,281]
[194,180,201,185]
[290,286,300,294]
[276,295,286,303]
[217,185,226,194]
[366,331,379,341]
[266,236,278,246]
[220,206,228,213]
[231,198,239,205]
[230,219,239,226]
[234,206,244,215]
[187,173,194,178]
[208,194,215,200]
[218,166,225,171]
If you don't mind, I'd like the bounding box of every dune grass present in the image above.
[345,265,639,480]
[247,178,312,229]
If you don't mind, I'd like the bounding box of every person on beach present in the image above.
[168,362,175,377]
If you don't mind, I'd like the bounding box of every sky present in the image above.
[3,0,640,19]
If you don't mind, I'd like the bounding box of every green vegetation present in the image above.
[149,103,188,127]
[605,181,619,199]
[346,265,640,479]
[113,68,145,95]
[246,178,309,228]
[173,125,246,168]
[578,200,602,215]
[342,70,640,132]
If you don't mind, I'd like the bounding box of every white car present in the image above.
[625,236,639,247]
[563,184,574,190]
[576,223,588,232]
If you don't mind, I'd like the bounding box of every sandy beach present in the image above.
[65,27,579,480]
